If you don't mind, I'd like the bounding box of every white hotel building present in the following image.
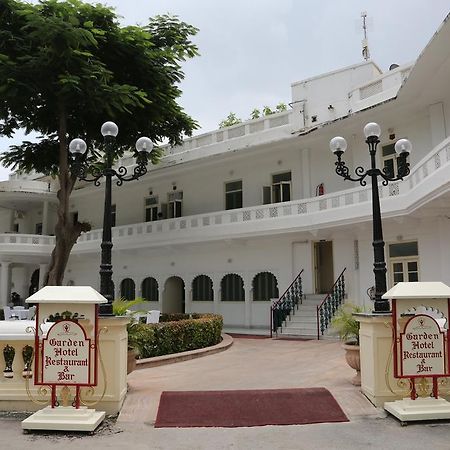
[1,15,450,335]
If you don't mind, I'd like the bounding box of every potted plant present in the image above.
[331,303,363,386]
[112,298,146,374]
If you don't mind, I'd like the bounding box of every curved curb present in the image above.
[135,333,233,370]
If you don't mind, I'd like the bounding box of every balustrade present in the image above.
[270,270,304,336]
[2,138,450,255]
[0,322,35,386]
[316,269,346,339]
[76,137,450,247]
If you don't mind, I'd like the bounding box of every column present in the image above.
[42,201,50,235]
[8,210,15,232]
[244,281,252,328]
[184,285,192,314]
[429,102,447,148]
[301,148,311,198]
[213,277,221,314]
[156,276,164,311]
[0,262,11,307]
[38,263,48,289]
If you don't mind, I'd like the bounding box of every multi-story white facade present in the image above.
[1,16,450,332]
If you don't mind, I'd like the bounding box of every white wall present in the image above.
[291,62,381,128]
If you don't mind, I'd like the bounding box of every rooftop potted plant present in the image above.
[331,303,363,386]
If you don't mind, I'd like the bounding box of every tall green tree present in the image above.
[0,0,199,285]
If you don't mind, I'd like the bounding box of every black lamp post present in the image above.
[330,122,412,313]
[69,121,154,315]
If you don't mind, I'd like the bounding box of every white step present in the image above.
[287,316,317,324]
[284,326,317,334]
[272,291,342,339]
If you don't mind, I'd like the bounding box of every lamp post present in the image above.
[330,122,412,313]
[69,121,154,315]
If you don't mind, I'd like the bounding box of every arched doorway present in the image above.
[163,276,185,313]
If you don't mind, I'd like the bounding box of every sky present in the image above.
[0,0,449,181]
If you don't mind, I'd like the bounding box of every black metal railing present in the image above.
[270,269,304,337]
[316,268,346,339]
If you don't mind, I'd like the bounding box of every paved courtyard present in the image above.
[1,337,450,449]
[121,337,377,424]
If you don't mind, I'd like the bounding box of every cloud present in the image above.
[0,0,448,180]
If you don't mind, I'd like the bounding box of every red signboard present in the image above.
[392,299,450,399]
[42,320,91,385]
[400,315,446,377]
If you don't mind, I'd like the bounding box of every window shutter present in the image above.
[262,186,271,204]
[175,201,182,218]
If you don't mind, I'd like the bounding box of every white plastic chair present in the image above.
[12,306,25,310]
[3,306,18,320]
[27,306,36,320]
[146,310,160,324]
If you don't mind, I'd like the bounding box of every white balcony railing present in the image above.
[0,179,58,194]
[2,136,450,254]
[0,234,55,246]
[163,111,291,157]
[76,136,450,246]
[349,64,413,112]
[113,112,292,170]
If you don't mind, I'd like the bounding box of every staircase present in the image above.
[277,294,327,339]
[271,268,346,339]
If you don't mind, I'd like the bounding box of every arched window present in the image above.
[253,272,279,301]
[120,278,135,300]
[221,274,244,301]
[141,277,158,301]
[192,275,213,301]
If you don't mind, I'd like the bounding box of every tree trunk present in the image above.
[45,189,83,286]
[45,102,82,286]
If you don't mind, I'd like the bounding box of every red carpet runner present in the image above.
[155,387,349,428]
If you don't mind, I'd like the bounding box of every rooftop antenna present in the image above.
[361,11,370,61]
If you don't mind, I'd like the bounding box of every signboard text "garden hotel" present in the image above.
[401,315,445,376]
[42,321,91,384]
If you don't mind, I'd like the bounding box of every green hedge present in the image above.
[130,313,223,358]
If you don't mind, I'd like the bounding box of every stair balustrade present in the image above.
[316,268,346,339]
[270,269,304,337]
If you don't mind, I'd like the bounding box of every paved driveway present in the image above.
[121,337,377,424]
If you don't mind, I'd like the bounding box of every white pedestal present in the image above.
[21,406,105,432]
[385,397,450,422]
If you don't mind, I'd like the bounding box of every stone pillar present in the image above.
[42,201,50,235]
[39,264,48,289]
[156,276,164,311]
[244,282,252,328]
[184,287,192,314]
[213,279,221,315]
[301,148,311,198]
[429,102,447,148]
[8,210,15,232]
[356,313,401,407]
[92,317,129,414]
[0,261,11,306]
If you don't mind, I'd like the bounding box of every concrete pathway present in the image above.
[121,337,377,424]
[1,337,450,449]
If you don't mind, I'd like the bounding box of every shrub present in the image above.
[131,313,223,358]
